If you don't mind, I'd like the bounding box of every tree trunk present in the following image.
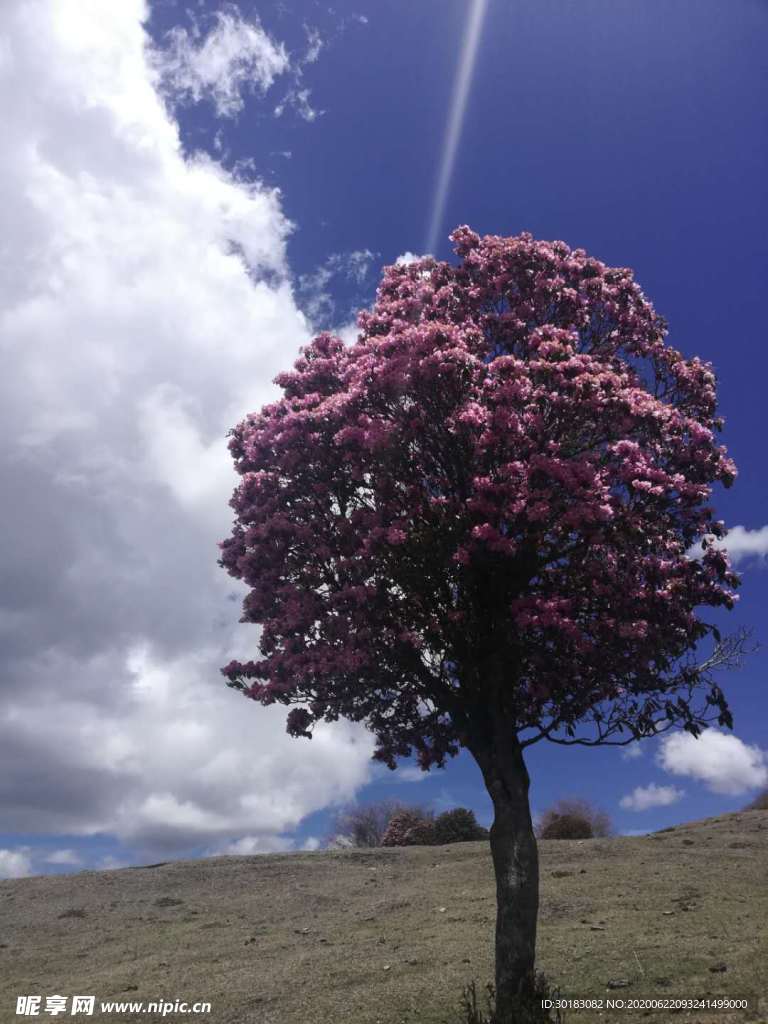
[471,732,539,1022]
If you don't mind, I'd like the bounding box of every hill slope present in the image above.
[1,811,766,1023]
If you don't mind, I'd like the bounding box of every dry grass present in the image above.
[0,811,766,1023]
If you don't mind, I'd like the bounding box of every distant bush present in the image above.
[539,814,593,840]
[325,799,407,849]
[381,807,436,847]
[402,818,438,846]
[536,798,613,841]
[744,789,768,811]
[433,807,489,845]
[327,802,492,849]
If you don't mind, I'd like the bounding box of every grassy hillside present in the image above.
[1,811,766,1024]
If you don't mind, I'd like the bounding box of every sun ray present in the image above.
[425,0,490,255]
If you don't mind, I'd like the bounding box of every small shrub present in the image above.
[402,819,437,846]
[536,798,613,840]
[744,789,768,811]
[381,807,435,847]
[459,972,565,1023]
[433,807,489,845]
[539,814,593,840]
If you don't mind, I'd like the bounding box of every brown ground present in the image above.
[0,810,766,1024]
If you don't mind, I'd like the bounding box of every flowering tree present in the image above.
[218,228,749,1019]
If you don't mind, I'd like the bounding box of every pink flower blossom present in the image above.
[386,527,408,545]
[219,226,740,769]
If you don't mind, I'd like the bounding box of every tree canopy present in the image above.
[218,227,740,771]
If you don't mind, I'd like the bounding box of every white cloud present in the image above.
[336,320,360,346]
[619,783,685,811]
[0,849,33,879]
[272,23,326,123]
[154,6,289,118]
[397,766,429,783]
[274,86,322,123]
[341,249,378,284]
[297,249,378,329]
[304,27,323,64]
[99,856,130,871]
[658,730,768,795]
[621,744,643,761]
[0,0,375,858]
[212,834,294,856]
[431,790,459,813]
[715,525,768,566]
[395,251,430,266]
[210,833,319,856]
[686,524,768,567]
[45,849,82,866]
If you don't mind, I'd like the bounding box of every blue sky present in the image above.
[0,0,766,878]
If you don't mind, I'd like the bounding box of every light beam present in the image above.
[425,0,489,255]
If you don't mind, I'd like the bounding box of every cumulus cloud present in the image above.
[0,849,33,879]
[714,525,768,566]
[619,783,685,811]
[396,766,429,783]
[621,744,644,761]
[45,849,83,866]
[686,524,768,567]
[99,856,130,871]
[335,320,360,346]
[395,251,431,266]
[212,834,294,856]
[658,730,767,795]
[154,6,289,117]
[211,833,318,855]
[0,0,374,860]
